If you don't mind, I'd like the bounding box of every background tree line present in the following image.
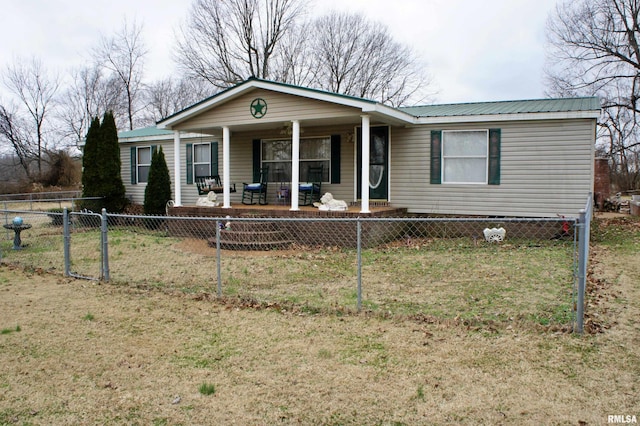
[547,0,640,192]
[3,0,640,194]
[0,0,430,193]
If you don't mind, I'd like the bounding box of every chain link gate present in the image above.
[64,208,109,281]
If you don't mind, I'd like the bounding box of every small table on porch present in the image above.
[3,223,32,250]
[274,168,290,205]
[275,184,290,205]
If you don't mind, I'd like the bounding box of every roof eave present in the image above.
[414,110,601,124]
[118,131,212,143]
[157,79,396,130]
[362,104,416,125]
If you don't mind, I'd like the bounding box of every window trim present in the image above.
[441,129,489,185]
[192,142,211,180]
[136,146,152,184]
[186,141,218,185]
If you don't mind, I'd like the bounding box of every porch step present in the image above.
[207,221,292,250]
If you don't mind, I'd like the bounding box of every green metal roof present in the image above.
[118,126,174,139]
[400,97,601,117]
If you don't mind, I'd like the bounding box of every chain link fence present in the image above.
[0,198,592,332]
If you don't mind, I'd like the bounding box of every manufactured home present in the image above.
[119,78,600,218]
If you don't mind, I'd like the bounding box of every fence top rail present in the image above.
[103,212,578,224]
[1,197,95,205]
[0,209,50,216]
[0,190,82,201]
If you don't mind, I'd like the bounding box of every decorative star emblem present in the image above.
[250,98,267,119]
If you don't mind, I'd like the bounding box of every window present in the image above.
[430,129,501,185]
[261,137,331,182]
[186,142,218,184]
[136,146,152,184]
[193,143,211,180]
[442,130,488,184]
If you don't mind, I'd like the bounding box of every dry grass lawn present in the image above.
[0,216,638,425]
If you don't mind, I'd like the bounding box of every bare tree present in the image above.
[546,0,640,190]
[58,65,126,146]
[144,76,213,123]
[1,57,60,179]
[93,19,148,130]
[0,103,37,179]
[308,12,431,106]
[270,20,316,86]
[176,2,431,106]
[175,0,307,88]
[598,80,640,189]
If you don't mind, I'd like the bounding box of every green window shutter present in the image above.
[186,143,193,184]
[488,129,501,185]
[330,134,341,184]
[130,147,137,184]
[210,142,219,175]
[430,130,442,184]
[252,139,261,182]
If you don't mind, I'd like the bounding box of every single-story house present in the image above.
[118,78,600,218]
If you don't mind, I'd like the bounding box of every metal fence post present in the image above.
[101,208,110,282]
[63,207,71,277]
[576,206,590,333]
[357,218,362,311]
[216,220,222,297]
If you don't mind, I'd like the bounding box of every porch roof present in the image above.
[156,78,415,131]
[118,127,207,143]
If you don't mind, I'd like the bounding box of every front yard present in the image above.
[0,216,638,424]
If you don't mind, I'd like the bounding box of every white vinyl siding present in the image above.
[173,89,360,131]
[391,119,595,217]
[121,140,175,205]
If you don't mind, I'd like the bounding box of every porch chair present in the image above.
[195,175,236,195]
[242,166,269,205]
[299,165,323,206]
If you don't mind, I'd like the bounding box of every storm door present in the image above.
[357,126,389,200]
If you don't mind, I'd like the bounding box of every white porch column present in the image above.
[290,120,300,211]
[173,131,182,206]
[360,115,371,213]
[222,126,231,208]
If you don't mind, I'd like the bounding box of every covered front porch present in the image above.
[157,79,415,214]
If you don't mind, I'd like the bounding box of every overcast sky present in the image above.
[0,0,559,105]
